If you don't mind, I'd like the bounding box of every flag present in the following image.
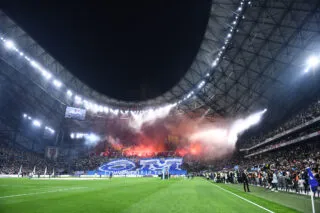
[307,168,319,192]
[18,165,22,175]
[44,167,47,175]
[32,166,36,175]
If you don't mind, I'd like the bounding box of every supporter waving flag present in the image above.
[307,167,319,192]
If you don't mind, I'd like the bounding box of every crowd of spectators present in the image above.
[242,100,320,149]
[211,141,320,197]
[0,141,183,174]
[0,142,66,175]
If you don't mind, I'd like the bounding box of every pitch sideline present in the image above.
[0,187,88,199]
[211,183,275,213]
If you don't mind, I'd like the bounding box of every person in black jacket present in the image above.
[242,170,250,192]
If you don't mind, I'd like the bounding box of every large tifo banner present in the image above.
[65,106,86,120]
[90,158,186,176]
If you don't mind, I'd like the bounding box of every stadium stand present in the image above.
[207,99,320,197]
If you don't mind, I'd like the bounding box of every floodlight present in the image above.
[85,133,100,143]
[67,90,73,97]
[75,96,82,104]
[53,79,62,88]
[238,7,242,11]
[19,52,24,56]
[28,116,32,120]
[103,107,109,113]
[23,113,27,118]
[227,33,232,38]
[42,71,52,80]
[212,60,217,67]
[98,105,103,112]
[30,61,40,69]
[4,40,15,49]
[70,133,75,139]
[307,56,319,68]
[45,126,55,134]
[76,133,82,139]
[233,21,236,25]
[32,120,42,127]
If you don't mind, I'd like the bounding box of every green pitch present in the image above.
[0,177,314,213]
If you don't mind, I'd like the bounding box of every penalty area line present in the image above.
[212,183,274,213]
[0,187,88,199]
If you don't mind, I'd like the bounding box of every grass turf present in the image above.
[0,177,306,213]
[217,182,320,213]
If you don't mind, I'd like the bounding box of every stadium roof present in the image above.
[1,0,320,132]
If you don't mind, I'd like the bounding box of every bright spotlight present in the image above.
[4,40,15,49]
[23,113,27,118]
[307,56,319,68]
[42,71,52,80]
[53,79,62,88]
[85,133,100,143]
[70,133,75,139]
[45,126,55,134]
[212,60,217,67]
[32,120,42,127]
[74,96,82,104]
[103,107,109,114]
[67,90,73,97]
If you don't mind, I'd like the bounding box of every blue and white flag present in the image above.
[307,168,319,192]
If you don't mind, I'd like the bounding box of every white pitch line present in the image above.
[212,184,274,213]
[0,187,87,199]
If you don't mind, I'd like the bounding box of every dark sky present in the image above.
[4,0,211,101]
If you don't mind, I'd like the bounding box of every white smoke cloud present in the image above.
[228,109,267,145]
[129,103,176,131]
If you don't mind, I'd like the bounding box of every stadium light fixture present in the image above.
[0,0,248,114]
[85,133,100,143]
[4,40,15,49]
[67,90,73,97]
[45,126,55,134]
[307,56,319,68]
[305,56,320,73]
[212,60,218,67]
[53,79,62,88]
[28,116,32,120]
[23,113,27,118]
[43,72,52,80]
[74,96,82,104]
[103,106,109,114]
[32,120,42,127]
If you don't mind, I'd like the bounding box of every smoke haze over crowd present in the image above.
[92,108,266,160]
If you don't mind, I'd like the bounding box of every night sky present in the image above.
[4,0,211,101]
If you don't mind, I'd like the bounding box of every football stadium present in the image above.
[1,1,320,212]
